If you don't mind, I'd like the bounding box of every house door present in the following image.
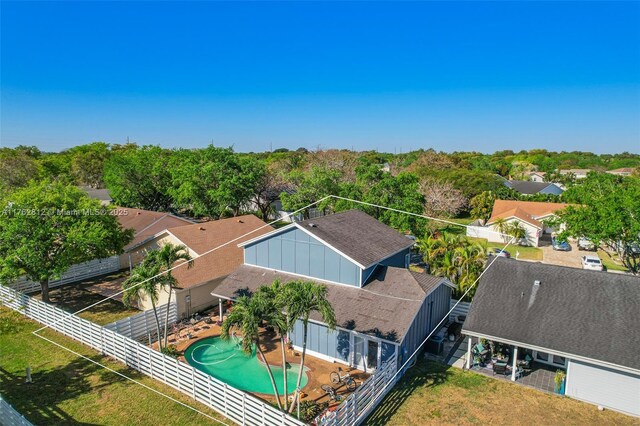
[353,336,380,373]
[353,336,365,370]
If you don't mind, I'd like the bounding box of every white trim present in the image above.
[360,245,414,270]
[125,228,196,255]
[236,224,296,247]
[293,223,367,269]
[463,331,639,375]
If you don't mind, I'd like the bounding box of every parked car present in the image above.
[491,248,511,258]
[552,237,571,251]
[578,237,595,251]
[581,255,604,271]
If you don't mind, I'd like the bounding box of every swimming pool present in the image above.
[184,336,308,395]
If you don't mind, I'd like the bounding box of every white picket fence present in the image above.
[0,286,303,426]
[7,256,120,293]
[315,358,399,426]
[104,303,177,342]
[0,395,34,426]
[449,299,471,322]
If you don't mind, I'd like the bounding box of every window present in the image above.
[536,352,549,362]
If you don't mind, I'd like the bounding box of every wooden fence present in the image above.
[7,256,120,293]
[449,299,471,322]
[0,286,304,426]
[0,395,34,426]
[104,303,177,342]
[315,358,399,426]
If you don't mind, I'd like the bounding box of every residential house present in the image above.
[117,208,195,269]
[559,169,592,179]
[466,200,569,246]
[462,259,640,417]
[211,210,455,372]
[127,214,273,318]
[607,168,635,177]
[79,186,113,205]
[504,180,564,196]
[528,171,546,183]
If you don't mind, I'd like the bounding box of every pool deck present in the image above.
[153,315,369,408]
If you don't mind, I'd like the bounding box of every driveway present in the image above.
[540,241,585,269]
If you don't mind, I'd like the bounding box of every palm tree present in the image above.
[255,279,291,410]
[221,295,283,410]
[282,281,336,415]
[122,262,164,351]
[146,244,193,348]
[492,217,510,242]
[507,222,528,245]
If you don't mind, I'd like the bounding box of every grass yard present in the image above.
[0,307,229,425]
[597,250,629,272]
[366,360,636,426]
[468,237,543,261]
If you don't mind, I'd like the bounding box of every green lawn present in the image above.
[366,360,636,426]
[468,237,543,261]
[0,307,229,425]
[597,250,629,272]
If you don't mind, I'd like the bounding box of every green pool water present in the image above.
[184,336,307,395]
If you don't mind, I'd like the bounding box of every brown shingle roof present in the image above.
[213,264,450,342]
[487,200,569,228]
[169,216,274,289]
[296,210,414,267]
[117,208,194,251]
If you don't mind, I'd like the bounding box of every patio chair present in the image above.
[471,342,491,366]
[492,362,510,376]
[321,384,342,403]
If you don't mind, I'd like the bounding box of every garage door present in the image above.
[566,360,640,416]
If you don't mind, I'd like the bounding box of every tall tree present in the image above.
[221,295,283,409]
[282,281,336,415]
[0,148,41,194]
[168,146,261,218]
[556,173,640,274]
[122,262,165,350]
[0,181,133,302]
[69,142,111,188]
[104,145,173,211]
[469,191,496,222]
[145,244,193,348]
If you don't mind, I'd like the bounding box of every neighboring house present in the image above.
[607,168,635,177]
[466,200,569,246]
[129,215,273,319]
[79,186,113,205]
[212,210,455,372]
[504,180,564,196]
[462,259,640,417]
[118,208,195,269]
[528,171,546,183]
[559,169,592,179]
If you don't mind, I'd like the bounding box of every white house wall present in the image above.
[566,359,640,417]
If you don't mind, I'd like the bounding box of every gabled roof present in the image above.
[212,264,452,343]
[463,258,640,373]
[168,215,270,255]
[168,215,273,289]
[118,208,194,251]
[487,200,569,228]
[296,210,414,268]
[506,180,561,195]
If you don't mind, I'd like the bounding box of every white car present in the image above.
[581,255,603,271]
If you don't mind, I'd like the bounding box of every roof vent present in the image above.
[199,226,206,231]
[237,219,243,223]
[308,223,317,228]
[136,212,141,215]
[534,280,541,286]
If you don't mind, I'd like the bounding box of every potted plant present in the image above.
[554,370,566,395]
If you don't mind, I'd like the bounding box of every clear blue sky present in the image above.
[1,1,639,154]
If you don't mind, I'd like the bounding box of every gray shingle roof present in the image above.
[507,180,558,195]
[463,258,640,372]
[297,210,414,267]
[212,264,448,343]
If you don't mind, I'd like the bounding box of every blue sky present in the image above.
[1,1,639,154]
